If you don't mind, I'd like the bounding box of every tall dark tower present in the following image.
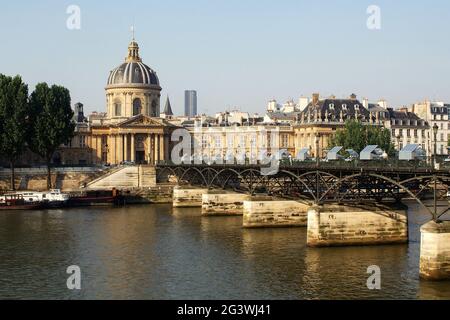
[184,90,197,117]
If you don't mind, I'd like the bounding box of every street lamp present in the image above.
[315,133,320,167]
[433,124,439,168]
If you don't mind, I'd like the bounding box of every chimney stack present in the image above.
[312,93,320,105]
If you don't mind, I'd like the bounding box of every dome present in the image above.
[107,40,160,87]
[107,62,159,86]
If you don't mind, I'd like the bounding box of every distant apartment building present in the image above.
[293,93,388,157]
[383,108,430,153]
[184,90,198,117]
[186,123,295,161]
[410,101,449,156]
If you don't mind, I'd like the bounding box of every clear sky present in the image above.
[1,0,450,115]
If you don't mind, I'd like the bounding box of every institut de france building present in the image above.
[61,38,176,166]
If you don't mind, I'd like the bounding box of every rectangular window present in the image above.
[115,103,121,117]
[240,135,246,147]
[202,136,208,149]
[215,135,221,148]
[281,134,289,148]
[79,136,86,148]
[227,135,234,149]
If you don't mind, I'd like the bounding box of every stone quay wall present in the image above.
[0,167,103,192]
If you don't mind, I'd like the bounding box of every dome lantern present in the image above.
[126,40,141,63]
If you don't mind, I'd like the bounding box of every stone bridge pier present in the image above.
[172,187,249,216]
[420,221,450,281]
[243,197,309,228]
[307,203,409,247]
[173,186,208,208]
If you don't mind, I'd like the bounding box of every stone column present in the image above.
[91,136,97,164]
[124,134,129,161]
[155,134,160,164]
[164,136,170,161]
[159,134,165,161]
[119,134,124,164]
[115,135,119,164]
[151,134,156,165]
[97,136,102,164]
[130,134,135,162]
[146,133,151,163]
[420,221,450,280]
[110,135,116,165]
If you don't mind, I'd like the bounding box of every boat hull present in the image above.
[0,204,42,211]
[67,196,117,207]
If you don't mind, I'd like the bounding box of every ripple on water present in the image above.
[0,204,449,299]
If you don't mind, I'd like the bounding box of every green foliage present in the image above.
[330,120,395,156]
[28,83,75,189]
[0,74,30,190]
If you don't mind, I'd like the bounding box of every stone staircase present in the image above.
[86,166,156,190]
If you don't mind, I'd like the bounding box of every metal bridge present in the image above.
[156,161,450,222]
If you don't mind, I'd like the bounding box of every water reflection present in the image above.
[0,203,449,300]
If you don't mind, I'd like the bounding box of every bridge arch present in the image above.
[179,167,208,186]
[318,173,439,219]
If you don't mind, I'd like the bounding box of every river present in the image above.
[0,202,449,300]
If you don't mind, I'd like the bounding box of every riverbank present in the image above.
[0,167,104,191]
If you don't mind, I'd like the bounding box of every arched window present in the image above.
[133,98,142,116]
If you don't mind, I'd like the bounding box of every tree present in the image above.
[330,120,395,156]
[0,74,30,190]
[28,83,75,190]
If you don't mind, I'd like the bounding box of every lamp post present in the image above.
[315,133,320,168]
[396,135,401,151]
[433,123,439,168]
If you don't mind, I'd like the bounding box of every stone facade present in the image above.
[420,221,450,281]
[243,197,309,228]
[201,192,249,216]
[307,204,408,247]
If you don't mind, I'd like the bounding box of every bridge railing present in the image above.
[157,159,450,172]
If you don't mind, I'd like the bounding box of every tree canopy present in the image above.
[28,83,75,189]
[0,74,30,190]
[329,120,395,156]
